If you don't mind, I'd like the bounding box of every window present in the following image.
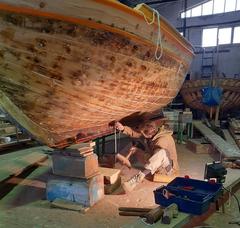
[202,0,213,15]
[202,26,238,47]
[233,27,240,43]
[213,0,225,14]
[237,0,240,10]
[225,0,236,12]
[191,5,202,17]
[202,28,218,47]
[218,28,232,44]
[186,9,191,18]
[180,0,240,19]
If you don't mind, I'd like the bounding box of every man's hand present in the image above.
[115,121,124,131]
[116,153,131,168]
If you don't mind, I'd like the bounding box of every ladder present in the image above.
[201,48,214,79]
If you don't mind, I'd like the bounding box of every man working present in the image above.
[115,120,179,192]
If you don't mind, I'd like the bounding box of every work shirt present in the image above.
[122,125,179,172]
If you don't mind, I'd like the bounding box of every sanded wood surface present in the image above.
[0,146,48,182]
[0,0,194,148]
[181,79,240,113]
[193,121,240,159]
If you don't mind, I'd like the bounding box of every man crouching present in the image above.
[115,121,179,192]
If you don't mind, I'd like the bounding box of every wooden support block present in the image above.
[186,139,212,154]
[99,167,121,184]
[52,152,99,179]
[69,142,95,150]
[62,148,94,157]
[46,174,104,207]
[51,198,89,213]
[104,176,121,194]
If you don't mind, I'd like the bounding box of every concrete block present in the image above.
[46,174,104,207]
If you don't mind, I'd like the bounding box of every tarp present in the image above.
[202,86,222,106]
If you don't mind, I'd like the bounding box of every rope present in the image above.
[114,127,117,154]
[114,127,122,154]
[177,62,183,77]
[153,9,163,60]
[137,7,163,60]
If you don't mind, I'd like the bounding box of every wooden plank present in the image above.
[193,121,240,159]
[222,129,239,150]
[69,142,96,150]
[0,147,48,182]
[51,199,89,213]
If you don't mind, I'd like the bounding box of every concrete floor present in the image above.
[0,142,239,228]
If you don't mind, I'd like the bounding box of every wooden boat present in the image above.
[181,78,240,113]
[0,0,194,148]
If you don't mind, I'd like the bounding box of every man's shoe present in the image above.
[122,171,145,192]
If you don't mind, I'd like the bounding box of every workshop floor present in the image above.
[0,141,239,228]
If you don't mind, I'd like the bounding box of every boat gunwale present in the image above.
[0,1,194,59]
[93,0,194,51]
[181,78,240,90]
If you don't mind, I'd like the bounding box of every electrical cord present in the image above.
[222,185,240,213]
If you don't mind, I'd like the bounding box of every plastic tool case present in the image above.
[154,177,222,215]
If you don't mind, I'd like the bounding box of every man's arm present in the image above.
[115,122,142,138]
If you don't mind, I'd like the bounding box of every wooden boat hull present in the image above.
[181,79,240,113]
[0,0,194,147]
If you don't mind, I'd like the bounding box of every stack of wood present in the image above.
[229,118,240,148]
[47,141,104,208]
[0,112,31,148]
[65,142,95,158]
[0,113,17,143]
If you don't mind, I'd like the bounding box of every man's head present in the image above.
[141,121,158,138]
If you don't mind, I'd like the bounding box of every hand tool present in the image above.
[143,206,163,224]
[162,188,176,199]
[162,203,178,224]
[119,207,151,212]
[118,207,151,217]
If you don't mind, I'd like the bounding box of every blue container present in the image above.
[154,177,222,215]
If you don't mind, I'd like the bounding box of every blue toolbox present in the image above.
[154,177,222,215]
